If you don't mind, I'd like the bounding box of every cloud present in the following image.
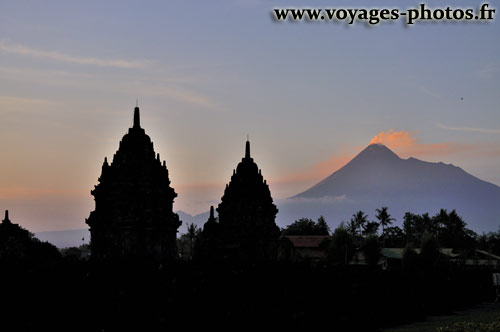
[0,95,59,116]
[477,62,500,79]
[0,65,223,112]
[369,129,473,158]
[419,85,442,99]
[131,83,223,112]
[436,123,500,135]
[0,40,150,69]
[370,129,417,149]
[0,187,82,200]
[280,194,349,205]
[0,95,55,106]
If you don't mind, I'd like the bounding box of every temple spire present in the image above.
[3,210,10,224]
[210,206,214,219]
[245,139,250,158]
[133,106,140,128]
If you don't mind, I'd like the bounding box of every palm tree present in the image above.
[186,223,199,260]
[346,219,358,236]
[351,211,369,237]
[362,221,379,237]
[376,206,395,238]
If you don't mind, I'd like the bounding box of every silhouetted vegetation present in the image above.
[347,210,369,238]
[376,206,395,237]
[281,216,331,236]
[0,216,60,265]
[327,223,355,265]
[478,228,500,256]
[1,206,498,331]
[60,244,90,261]
[177,223,201,260]
[383,225,406,247]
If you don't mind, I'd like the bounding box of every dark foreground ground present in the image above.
[0,259,495,331]
[383,302,500,332]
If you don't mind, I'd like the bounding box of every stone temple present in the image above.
[200,140,280,262]
[86,106,180,261]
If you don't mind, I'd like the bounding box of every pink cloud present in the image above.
[369,129,473,158]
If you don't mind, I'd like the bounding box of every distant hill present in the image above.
[276,144,500,233]
[176,210,217,235]
[35,210,216,248]
[35,229,90,248]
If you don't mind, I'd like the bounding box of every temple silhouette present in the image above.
[0,210,60,262]
[86,106,181,261]
[199,140,280,262]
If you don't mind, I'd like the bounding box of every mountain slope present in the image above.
[176,210,217,235]
[276,144,500,232]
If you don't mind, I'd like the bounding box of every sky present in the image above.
[0,0,499,232]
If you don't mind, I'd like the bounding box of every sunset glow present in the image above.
[0,1,499,232]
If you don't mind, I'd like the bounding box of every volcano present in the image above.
[277,144,500,232]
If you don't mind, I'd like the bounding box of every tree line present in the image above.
[177,206,500,269]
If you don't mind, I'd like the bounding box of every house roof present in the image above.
[381,248,405,259]
[380,248,461,260]
[476,249,500,260]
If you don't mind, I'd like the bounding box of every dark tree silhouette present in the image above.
[316,216,331,235]
[376,206,395,237]
[434,209,477,250]
[402,209,477,252]
[362,221,379,237]
[328,223,355,265]
[350,210,369,238]
[178,223,201,260]
[282,216,330,236]
[478,227,500,256]
[403,212,434,246]
[383,226,406,247]
[346,219,358,237]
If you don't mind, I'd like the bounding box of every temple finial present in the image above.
[210,206,214,219]
[245,139,250,158]
[133,105,140,128]
[3,210,10,224]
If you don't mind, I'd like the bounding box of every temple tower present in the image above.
[213,140,280,262]
[86,106,180,261]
